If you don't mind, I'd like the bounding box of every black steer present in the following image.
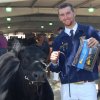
[0,44,54,100]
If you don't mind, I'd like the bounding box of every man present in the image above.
[0,31,7,56]
[97,33,100,98]
[98,62,100,98]
[36,33,50,56]
[50,3,100,100]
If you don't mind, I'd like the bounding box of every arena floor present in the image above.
[50,81,61,100]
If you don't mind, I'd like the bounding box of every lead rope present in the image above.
[41,50,72,97]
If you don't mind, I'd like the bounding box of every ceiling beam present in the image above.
[0,7,99,17]
[31,0,37,8]
[0,0,28,3]
[95,5,100,9]
[74,0,95,8]
[0,6,34,8]
[52,0,66,8]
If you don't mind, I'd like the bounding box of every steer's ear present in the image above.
[0,51,20,93]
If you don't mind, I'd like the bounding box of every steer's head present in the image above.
[18,45,47,85]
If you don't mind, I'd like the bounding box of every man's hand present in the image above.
[88,37,99,48]
[50,51,60,64]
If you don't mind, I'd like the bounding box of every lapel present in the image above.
[75,24,85,38]
[58,30,70,43]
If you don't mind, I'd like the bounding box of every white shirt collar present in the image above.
[64,23,78,36]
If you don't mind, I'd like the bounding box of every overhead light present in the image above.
[6,7,12,12]
[8,26,11,29]
[7,18,11,21]
[41,26,44,29]
[49,22,53,26]
[88,7,95,13]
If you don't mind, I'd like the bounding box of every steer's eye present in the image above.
[33,73,38,78]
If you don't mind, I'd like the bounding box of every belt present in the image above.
[73,81,93,84]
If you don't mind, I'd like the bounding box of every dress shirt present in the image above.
[64,23,78,36]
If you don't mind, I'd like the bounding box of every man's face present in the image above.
[58,6,75,27]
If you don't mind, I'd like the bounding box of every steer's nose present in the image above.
[33,71,46,82]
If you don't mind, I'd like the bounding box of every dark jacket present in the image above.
[0,34,8,56]
[50,24,100,84]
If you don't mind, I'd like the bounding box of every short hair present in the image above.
[58,3,74,12]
